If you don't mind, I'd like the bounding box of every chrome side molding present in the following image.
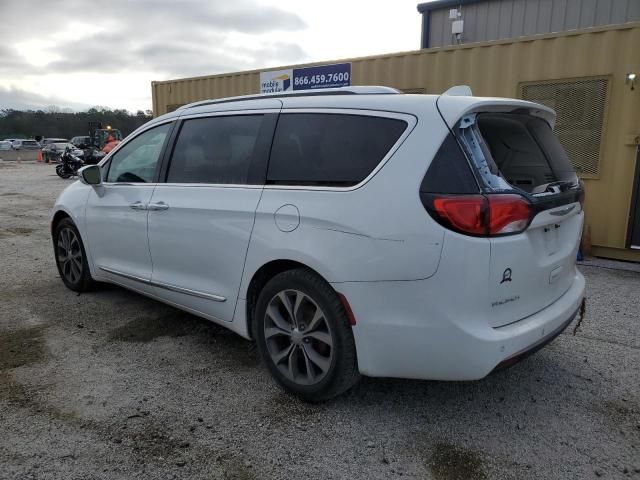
[98,266,226,302]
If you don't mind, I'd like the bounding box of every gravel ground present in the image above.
[1,162,639,480]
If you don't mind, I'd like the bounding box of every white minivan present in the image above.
[51,86,585,401]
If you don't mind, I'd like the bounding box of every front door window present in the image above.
[106,123,171,183]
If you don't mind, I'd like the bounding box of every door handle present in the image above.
[148,201,169,211]
[129,201,147,210]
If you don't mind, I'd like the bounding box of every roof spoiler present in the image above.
[443,85,473,96]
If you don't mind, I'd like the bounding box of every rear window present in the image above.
[465,113,578,194]
[267,113,407,187]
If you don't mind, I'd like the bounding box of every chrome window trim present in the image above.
[98,266,226,302]
[178,108,282,121]
[100,183,159,187]
[143,108,416,192]
[153,183,263,189]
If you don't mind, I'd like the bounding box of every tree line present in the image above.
[0,107,153,141]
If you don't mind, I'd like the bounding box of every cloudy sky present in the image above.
[0,0,426,112]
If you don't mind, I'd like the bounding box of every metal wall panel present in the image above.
[497,0,514,38]
[630,0,640,20]
[579,0,597,27]
[511,0,527,36]
[429,8,446,47]
[152,24,640,257]
[426,0,639,47]
[550,0,568,31]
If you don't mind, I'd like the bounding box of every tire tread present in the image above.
[253,268,360,402]
[54,218,94,292]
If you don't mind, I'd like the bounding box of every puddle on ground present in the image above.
[107,312,197,343]
[0,326,46,406]
[0,227,34,239]
[107,311,259,367]
[428,442,486,480]
[208,329,260,369]
[0,372,31,405]
[0,326,46,370]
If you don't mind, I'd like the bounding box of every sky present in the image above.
[0,0,427,113]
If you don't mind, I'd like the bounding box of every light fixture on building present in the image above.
[626,73,637,90]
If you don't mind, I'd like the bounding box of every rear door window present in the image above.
[167,115,265,184]
[267,113,407,187]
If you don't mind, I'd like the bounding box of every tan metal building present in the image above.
[417,0,640,48]
[152,22,640,261]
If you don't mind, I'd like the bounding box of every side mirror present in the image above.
[78,165,102,186]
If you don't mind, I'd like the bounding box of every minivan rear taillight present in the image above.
[423,193,532,237]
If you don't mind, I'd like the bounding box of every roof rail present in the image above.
[178,86,401,111]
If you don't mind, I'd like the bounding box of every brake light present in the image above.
[427,194,532,237]
[432,195,486,235]
[488,195,532,234]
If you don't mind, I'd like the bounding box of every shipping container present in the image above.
[152,23,640,261]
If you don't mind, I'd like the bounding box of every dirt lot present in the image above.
[1,162,639,480]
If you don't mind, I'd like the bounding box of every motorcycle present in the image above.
[55,147,85,179]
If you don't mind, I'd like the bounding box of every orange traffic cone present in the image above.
[37,149,43,162]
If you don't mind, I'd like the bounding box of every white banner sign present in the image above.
[260,69,293,93]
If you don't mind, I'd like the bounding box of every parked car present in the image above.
[40,138,68,147]
[12,139,41,150]
[51,86,585,401]
[70,136,91,148]
[42,142,83,163]
[0,140,12,151]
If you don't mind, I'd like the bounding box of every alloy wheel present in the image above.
[264,289,334,386]
[57,228,83,284]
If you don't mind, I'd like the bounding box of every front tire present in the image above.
[56,164,71,179]
[253,268,360,402]
[53,218,94,292]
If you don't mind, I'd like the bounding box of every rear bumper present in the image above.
[332,270,585,380]
[491,300,582,371]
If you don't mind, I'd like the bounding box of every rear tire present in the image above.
[53,218,94,292]
[253,268,360,402]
